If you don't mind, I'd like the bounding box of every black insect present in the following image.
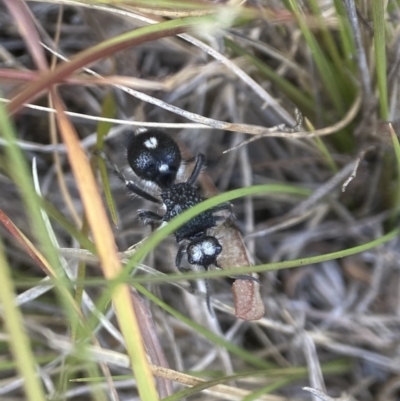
[107,129,231,310]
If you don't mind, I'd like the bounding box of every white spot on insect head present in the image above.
[144,137,158,149]
[191,244,203,263]
[159,163,169,172]
[202,240,215,256]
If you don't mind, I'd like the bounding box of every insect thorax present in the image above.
[161,182,217,242]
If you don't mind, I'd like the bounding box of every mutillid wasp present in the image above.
[103,129,258,313]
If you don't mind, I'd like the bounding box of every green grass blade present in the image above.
[75,225,398,287]
[40,199,96,253]
[372,0,388,119]
[307,0,350,77]
[333,0,357,73]
[162,360,350,400]
[0,239,47,401]
[390,124,400,220]
[0,240,47,400]
[0,98,77,321]
[109,226,398,284]
[287,0,345,114]
[96,92,116,147]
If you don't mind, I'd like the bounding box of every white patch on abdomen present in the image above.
[144,137,158,149]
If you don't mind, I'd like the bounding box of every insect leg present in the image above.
[205,278,214,316]
[125,182,161,204]
[187,153,206,185]
[176,244,197,296]
[211,202,232,214]
[175,244,189,273]
[137,210,163,225]
[97,150,161,204]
